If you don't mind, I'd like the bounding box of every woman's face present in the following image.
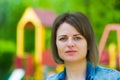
[56,22,87,63]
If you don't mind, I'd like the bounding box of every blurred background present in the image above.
[0,0,120,80]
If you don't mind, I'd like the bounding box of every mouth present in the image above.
[65,50,77,54]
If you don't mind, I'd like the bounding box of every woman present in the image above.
[47,12,120,80]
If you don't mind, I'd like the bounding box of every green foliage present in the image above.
[0,0,120,51]
[0,40,16,53]
[24,26,35,53]
[0,51,15,80]
[0,0,120,78]
[104,31,118,50]
[45,27,51,49]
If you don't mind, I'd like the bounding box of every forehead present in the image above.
[57,22,80,35]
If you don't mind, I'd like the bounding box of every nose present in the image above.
[67,38,74,48]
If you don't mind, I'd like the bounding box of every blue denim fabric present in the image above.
[47,62,120,80]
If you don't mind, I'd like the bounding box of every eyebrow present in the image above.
[57,34,81,37]
[73,34,81,36]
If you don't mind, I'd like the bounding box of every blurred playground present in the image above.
[0,0,120,80]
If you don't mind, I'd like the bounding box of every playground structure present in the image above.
[10,7,120,80]
[16,7,57,80]
[99,24,120,69]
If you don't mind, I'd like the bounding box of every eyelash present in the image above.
[59,37,67,41]
[59,37,81,41]
[74,37,81,40]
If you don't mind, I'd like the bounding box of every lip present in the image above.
[65,50,77,54]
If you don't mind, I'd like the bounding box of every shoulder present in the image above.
[95,66,120,79]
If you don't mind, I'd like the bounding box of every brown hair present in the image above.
[51,12,98,66]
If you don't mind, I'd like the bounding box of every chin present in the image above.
[65,59,78,62]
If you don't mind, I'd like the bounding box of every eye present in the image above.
[74,36,81,41]
[59,37,67,41]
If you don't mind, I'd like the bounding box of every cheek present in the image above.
[56,42,66,57]
[56,41,63,52]
[57,42,64,49]
[83,42,88,54]
[82,42,87,49]
[78,41,87,53]
[56,42,65,59]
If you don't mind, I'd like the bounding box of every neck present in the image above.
[65,59,87,80]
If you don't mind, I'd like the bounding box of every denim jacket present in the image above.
[47,62,120,80]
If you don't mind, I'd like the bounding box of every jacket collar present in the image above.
[58,62,95,80]
[86,62,95,80]
[58,68,66,80]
